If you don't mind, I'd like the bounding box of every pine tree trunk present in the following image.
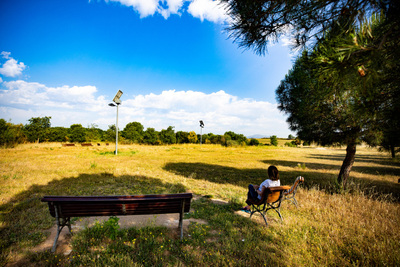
[338,140,357,188]
[391,145,395,158]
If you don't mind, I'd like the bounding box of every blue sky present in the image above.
[0,0,296,137]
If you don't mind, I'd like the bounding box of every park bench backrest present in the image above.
[263,186,291,204]
[41,193,192,218]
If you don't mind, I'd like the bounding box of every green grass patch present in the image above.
[0,143,399,266]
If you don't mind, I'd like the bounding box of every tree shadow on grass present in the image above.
[263,158,400,176]
[262,160,400,201]
[308,153,400,168]
[163,162,291,188]
[164,162,400,202]
[0,173,186,266]
[164,162,329,190]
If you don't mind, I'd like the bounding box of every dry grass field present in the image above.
[1,143,399,266]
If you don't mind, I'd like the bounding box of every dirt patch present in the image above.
[33,214,202,254]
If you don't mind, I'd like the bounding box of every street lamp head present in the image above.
[113,90,123,104]
[108,103,116,107]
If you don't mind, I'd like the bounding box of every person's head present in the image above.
[268,165,279,181]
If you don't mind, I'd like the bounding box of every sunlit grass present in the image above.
[0,142,399,266]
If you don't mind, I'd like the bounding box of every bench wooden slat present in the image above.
[49,202,190,217]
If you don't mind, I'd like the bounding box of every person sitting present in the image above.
[240,165,280,213]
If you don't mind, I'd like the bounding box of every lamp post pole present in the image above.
[199,120,204,145]
[109,90,123,155]
[115,103,119,155]
[200,126,202,145]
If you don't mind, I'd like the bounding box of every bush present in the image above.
[285,142,297,147]
[225,140,239,147]
[303,141,311,146]
[0,119,26,148]
[249,138,260,146]
[270,135,278,146]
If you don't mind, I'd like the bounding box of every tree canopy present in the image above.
[276,13,399,186]
[223,0,398,55]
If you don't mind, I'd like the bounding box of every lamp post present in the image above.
[109,90,123,155]
[199,120,204,145]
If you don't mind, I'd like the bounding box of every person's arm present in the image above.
[256,186,263,196]
[257,179,271,196]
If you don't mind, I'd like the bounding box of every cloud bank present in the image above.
[0,52,291,137]
[0,80,290,137]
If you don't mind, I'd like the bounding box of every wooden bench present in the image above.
[81,143,93,146]
[41,193,193,252]
[246,186,291,226]
[62,143,75,147]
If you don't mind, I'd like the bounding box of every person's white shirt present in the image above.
[258,179,280,199]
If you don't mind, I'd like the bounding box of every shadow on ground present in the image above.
[262,158,400,176]
[0,173,186,266]
[164,161,400,201]
[0,172,286,266]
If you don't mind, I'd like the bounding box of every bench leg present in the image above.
[250,205,268,226]
[52,206,71,252]
[179,199,185,240]
[52,216,71,252]
[283,195,299,208]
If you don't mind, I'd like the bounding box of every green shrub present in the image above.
[249,138,260,146]
[270,135,278,146]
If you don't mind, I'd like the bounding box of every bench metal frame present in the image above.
[282,176,304,207]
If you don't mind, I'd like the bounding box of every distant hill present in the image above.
[247,134,267,139]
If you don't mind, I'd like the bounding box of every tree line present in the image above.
[0,116,262,148]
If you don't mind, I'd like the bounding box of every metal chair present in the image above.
[282,176,304,207]
[246,186,291,226]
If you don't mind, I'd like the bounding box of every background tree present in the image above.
[24,116,51,143]
[188,131,198,144]
[176,131,189,144]
[0,119,25,147]
[122,122,144,143]
[159,126,176,145]
[224,131,248,144]
[143,128,159,145]
[104,125,120,142]
[208,133,223,145]
[46,127,68,142]
[270,135,278,146]
[69,124,86,143]
[85,124,103,142]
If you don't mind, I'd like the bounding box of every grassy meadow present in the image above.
[1,143,399,266]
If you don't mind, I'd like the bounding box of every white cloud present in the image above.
[0,82,291,136]
[158,0,185,18]
[0,80,106,111]
[108,0,185,19]
[0,52,26,77]
[121,89,289,136]
[187,0,229,23]
[109,0,159,18]
[102,0,229,22]
[1,52,11,59]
